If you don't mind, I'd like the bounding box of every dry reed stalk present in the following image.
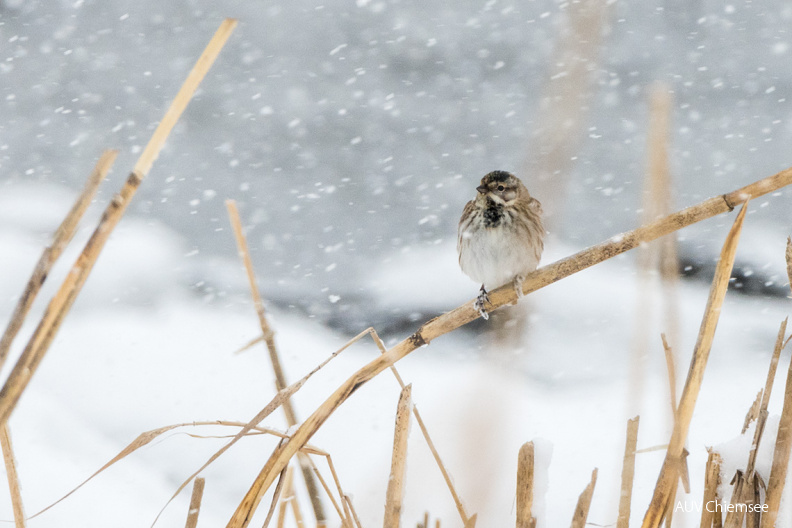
[641,203,748,528]
[617,416,640,528]
[383,384,413,528]
[184,477,205,528]
[306,459,346,525]
[725,318,788,528]
[422,512,429,528]
[463,514,477,528]
[516,441,536,528]
[228,170,792,528]
[0,149,117,371]
[0,18,237,429]
[262,459,289,528]
[761,333,792,528]
[570,468,598,528]
[0,425,25,528]
[276,467,295,528]
[435,521,440,528]
[364,327,473,525]
[345,496,363,528]
[700,450,723,528]
[323,455,353,528]
[226,199,326,526]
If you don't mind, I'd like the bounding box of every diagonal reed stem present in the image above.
[641,203,748,527]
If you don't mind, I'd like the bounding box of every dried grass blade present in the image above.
[383,384,413,528]
[0,425,25,528]
[184,477,205,528]
[28,420,318,521]
[570,468,598,528]
[641,202,748,528]
[617,416,640,528]
[0,19,236,428]
[516,441,536,528]
[0,149,117,372]
[228,172,791,528]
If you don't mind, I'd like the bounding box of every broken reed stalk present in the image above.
[516,441,536,528]
[570,468,598,528]
[724,318,788,528]
[761,337,792,528]
[225,199,326,525]
[700,450,723,528]
[227,169,792,528]
[383,384,413,528]
[0,149,117,371]
[0,18,237,429]
[742,390,763,434]
[617,416,640,528]
[0,425,25,528]
[641,203,748,528]
[184,477,205,528]
[365,327,473,525]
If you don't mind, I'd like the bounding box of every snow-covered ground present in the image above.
[1,183,792,527]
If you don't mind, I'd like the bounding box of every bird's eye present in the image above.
[497,185,505,191]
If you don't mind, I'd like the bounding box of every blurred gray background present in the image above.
[2,0,791,331]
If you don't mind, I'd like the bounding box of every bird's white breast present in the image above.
[458,210,540,290]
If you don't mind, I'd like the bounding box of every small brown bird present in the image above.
[457,171,544,319]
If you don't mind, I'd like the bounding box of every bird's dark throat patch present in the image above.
[483,198,504,228]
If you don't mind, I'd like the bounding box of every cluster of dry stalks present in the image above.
[2,17,792,528]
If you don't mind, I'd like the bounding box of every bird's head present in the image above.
[476,170,529,206]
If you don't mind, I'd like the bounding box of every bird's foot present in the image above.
[513,274,525,301]
[474,285,490,320]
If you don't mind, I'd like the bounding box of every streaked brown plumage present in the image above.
[457,170,544,318]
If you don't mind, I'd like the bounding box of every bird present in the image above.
[457,170,545,319]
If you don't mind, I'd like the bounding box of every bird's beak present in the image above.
[476,185,487,194]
